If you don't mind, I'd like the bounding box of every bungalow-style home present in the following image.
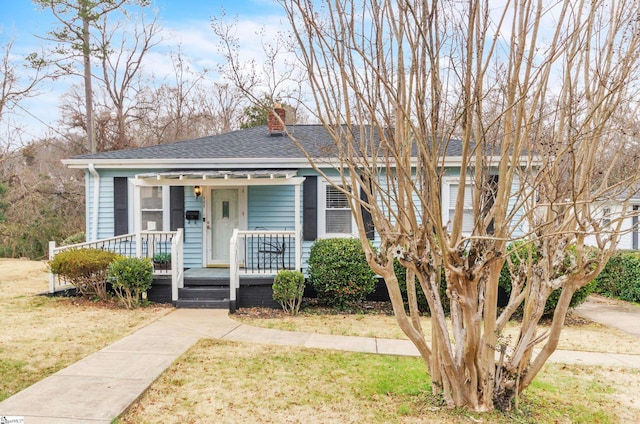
[53,108,405,311]
[51,107,639,311]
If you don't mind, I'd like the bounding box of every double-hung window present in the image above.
[443,179,475,233]
[321,182,354,236]
[140,186,169,231]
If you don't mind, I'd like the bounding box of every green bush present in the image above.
[499,242,596,317]
[594,250,640,303]
[49,248,120,299]
[307,238,377,308]
[107,257,154,308]
[273,270,306,315]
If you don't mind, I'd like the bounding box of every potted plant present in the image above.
[152,252,171,271]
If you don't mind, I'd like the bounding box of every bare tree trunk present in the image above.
[82,12,95,153]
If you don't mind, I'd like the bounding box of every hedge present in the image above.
[594,250,640,303]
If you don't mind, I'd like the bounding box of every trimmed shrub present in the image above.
[307,238,377,308]
[49,248,119,299]
[273,270,306,314]
[594,250,640,303]
[107,257,154,308]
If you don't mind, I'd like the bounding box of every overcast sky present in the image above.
[0,0,287,143]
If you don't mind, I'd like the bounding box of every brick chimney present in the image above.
[267,104,286,134]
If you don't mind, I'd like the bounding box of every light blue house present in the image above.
[52,108,472,310]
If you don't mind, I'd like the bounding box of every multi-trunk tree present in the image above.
[276,0,640,412]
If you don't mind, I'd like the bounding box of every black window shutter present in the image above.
[303,176,317,241]
[360,185,375,240]
[170,186,185,231]
[113,177,128,236]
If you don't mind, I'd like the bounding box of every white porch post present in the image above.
[171,228,184,302]
[294,180,303,271]
[229,229,239,312]
[133,184,142,258]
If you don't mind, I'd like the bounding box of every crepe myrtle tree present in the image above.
[271,0,640,412]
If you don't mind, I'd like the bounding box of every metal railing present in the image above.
[49,229,184,301]
[230,229,301,309]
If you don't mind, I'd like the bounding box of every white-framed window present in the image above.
[319,180,356,237]
[442,178,475,233]
[140,186,170,231]
[602,207,611,227]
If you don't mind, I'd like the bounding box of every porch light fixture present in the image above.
[194,186,202,198]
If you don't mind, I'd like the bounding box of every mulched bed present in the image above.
[236,297,595,329]
[235,298,394,319]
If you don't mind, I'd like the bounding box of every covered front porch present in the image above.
[49,227,301,311]
[50,168,305,310]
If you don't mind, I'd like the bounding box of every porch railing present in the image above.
[230,229,301,309]
[48,229,184,301]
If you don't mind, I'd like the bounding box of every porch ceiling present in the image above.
[134,169,303,186]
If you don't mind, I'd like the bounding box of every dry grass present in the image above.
[3,259,639,422]
[0,259,172,401]
[233,305,640,354]
[119,339,639,423]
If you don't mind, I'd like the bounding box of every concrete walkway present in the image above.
[2,304,640,423]
[574,295,640,338]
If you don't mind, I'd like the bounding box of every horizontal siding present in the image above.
[248,185,296,230]
[183,189,203,268]
[88,170,204,267]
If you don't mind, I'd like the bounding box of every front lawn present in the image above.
[0,259,171,401]
[118,339,638,423]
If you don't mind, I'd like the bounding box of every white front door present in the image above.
[208,188,240,266]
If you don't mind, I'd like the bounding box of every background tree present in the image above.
[212,12,307,127]
[133,49,245,145]
[0,36,47,157]
[94,9,160,151]
[34,0,151,153]
[240,95,299,128]
[0,136,84,258]
[270,0,640,412]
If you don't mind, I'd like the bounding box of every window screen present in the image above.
[325,185,352,234]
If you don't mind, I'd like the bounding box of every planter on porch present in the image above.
[153,253,171,271]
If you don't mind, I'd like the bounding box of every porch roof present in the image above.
[133,169,304,186]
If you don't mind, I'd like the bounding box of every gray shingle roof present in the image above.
[71,124,465,161]
[72,125,332,160]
